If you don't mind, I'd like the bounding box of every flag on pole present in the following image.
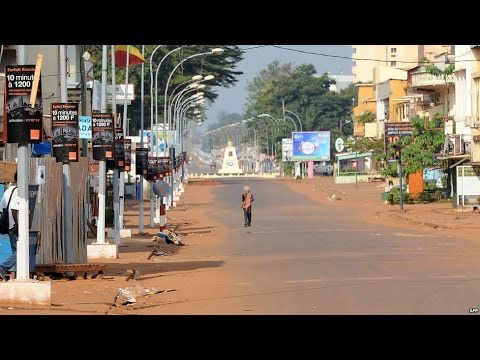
[114,45,145,67]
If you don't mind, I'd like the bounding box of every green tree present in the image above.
[356,111,376,124]
[246,60,293,97]
[85,45,244,135]
[245,61,293,118]
[399,115,445,175]
[245,62,358,159]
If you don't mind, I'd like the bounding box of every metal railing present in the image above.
[411,72,455,87]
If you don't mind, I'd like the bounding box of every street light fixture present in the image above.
[154,46,187,154]
[163,49,223,146]
[284,109,303,131]
[160,48,223,208]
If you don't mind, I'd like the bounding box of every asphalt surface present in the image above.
[207,177,480,314]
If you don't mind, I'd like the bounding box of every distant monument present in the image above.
[218,139,243,174]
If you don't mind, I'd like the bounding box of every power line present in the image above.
[270,45,480,64]
[242,45,270,51]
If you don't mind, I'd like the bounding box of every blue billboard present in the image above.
[292,131,330,161]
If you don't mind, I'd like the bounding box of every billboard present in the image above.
[106,84,135,101]
[114,128,125,171]
[51,102,79,163]
[282,138,293,161]
[124,139,132,172]
[92,113,114,161]
[291,131,330,161]
[146,157,159,181]
[4,65,43,144]
[79,116,92,139]
[135,147,148,176]
[384,122,414,150]
[142,129,176,154]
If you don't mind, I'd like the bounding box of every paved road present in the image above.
[187,155,215,174]
[208,177,480,314]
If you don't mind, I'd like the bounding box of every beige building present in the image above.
[352,45,453,83]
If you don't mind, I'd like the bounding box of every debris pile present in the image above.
[152,230,186,246]
[114,286,176,306]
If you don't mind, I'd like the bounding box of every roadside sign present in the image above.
[51,102,79,163]
[79,116,92,139]
[335,138,345,152]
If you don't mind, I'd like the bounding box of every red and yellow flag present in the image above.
[114,45,145,67]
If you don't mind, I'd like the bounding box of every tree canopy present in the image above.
[85,45,244,135]
[244,61,354,158]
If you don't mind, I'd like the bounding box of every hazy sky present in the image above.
[206,45,353,123]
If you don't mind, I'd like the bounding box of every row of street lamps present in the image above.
[142,46,224,228]
[204,108,305,174]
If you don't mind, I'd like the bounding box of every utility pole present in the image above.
[119,45,130,238]
[95,45,108,245]
[111,45,120,245]
[393,144,403,210]
[355,150,358,188]
[60,45,74,264]
[15,45,30,279]
[399,159,404,210]
[139,45,145,234]
[79,45,88,157]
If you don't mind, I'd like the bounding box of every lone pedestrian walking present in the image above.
[241,185,254,227]
[0,171,18,281]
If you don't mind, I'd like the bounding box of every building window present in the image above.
[390,61,396,66]
[352,47,356,54]
[391,47,396,53]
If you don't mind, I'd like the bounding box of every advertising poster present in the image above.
[79,116,92,139]
[4,65,43,144]
[384,122,414,150]
[291,131,330,161]
[51,102,79,163]
[159,157,170,176]
[114,128,125,171]
[135,147,148,176]
[146,156,158,181]
[282,138,293,161]
[92,113,114,161]
[142,129,176,154]
[124,139,132,172]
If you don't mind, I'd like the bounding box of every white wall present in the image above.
[454,45,473,137]
[376,99,386,121]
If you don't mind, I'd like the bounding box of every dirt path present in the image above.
[1,176,478,314]
[278,177,480,243]
[0,180,240,314]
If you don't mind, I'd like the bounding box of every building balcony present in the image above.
[465,116,480,129]
[411,72,455,88]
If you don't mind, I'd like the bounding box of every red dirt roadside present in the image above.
[279,176,480,242]
[0,176,478,314]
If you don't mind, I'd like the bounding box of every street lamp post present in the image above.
[242,119,259,173]
[352,97,355,122]
[139,45,145,234]
[284,109,304,177]
[284,109,303,131]
[147,45,184,225]
[155,46,187,150]
[163,48,224,207]
[282,115,298,132]
[355,149,358,188]
[148,45,166,227]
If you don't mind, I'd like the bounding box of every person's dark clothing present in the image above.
[241,192,254,226]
